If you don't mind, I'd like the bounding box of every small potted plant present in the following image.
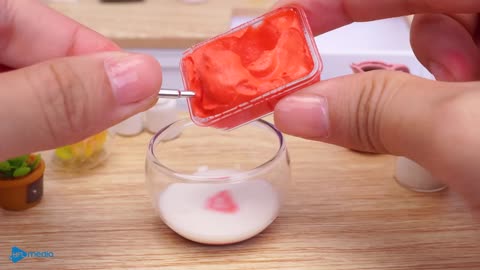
[0,154,45,211]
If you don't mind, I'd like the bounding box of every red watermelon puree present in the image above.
[181,6,322,129]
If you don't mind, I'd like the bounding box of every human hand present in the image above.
[0,0,162,161]
[272,0,480,212]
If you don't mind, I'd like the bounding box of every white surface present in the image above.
[158,178,280,245]
[315,18,411,52]
[128,16,433,110]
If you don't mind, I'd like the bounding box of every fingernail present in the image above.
[428,61,455,82]
[104,53,154,105]
[274,94,330,139]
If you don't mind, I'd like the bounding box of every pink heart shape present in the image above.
[205,190,238,213]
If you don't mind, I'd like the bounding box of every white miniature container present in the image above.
[395,157,447,192]
[145,99,179,139]
[112,112,144,136]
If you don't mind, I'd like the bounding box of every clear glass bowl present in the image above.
[49,129,115,171]
[145,118,291,245]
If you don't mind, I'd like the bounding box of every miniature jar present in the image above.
[394,157,447,193]
[145,118,291,245]
[144,99,180,140]
[50,130,115,171]
[112,112,144,137]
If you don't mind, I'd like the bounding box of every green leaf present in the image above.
[9,155,28,163]
[0,161,11,172]
[31,155,41,169]
[13,167,31,178]
[8,155,28,168]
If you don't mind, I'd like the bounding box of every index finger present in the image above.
[0,0,119,68]
[274,0,480,35]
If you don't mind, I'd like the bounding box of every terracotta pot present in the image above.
[0,160,45,211]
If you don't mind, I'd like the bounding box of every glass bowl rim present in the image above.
[147,118,287,184]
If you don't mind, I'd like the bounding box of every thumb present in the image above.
[0,52,162,160]
[274,71,480,210]
[274,70,473,162]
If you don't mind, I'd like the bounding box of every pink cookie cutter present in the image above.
[350,61,410,74]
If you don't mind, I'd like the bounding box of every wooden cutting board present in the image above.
[47,0,276,48]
